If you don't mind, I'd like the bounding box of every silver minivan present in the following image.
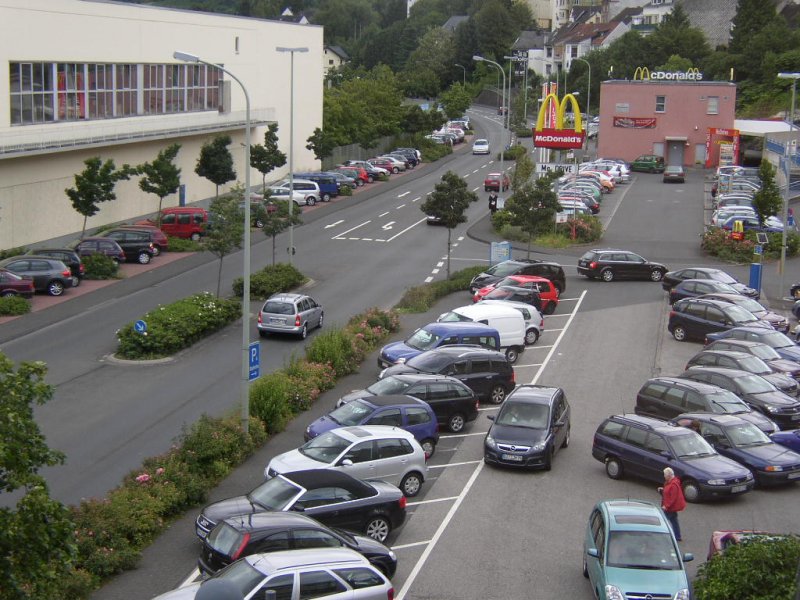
[270,178,321,206]
[265,425,428,497]
[258,293,323,339]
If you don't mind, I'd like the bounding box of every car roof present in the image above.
[676,297,733,308]
[643,376,726,394]
[245,548,370,575]
[599,499,668,531]
[222,510,320,533]
[422,321,497,334]
[685,366,756,379]
[675,280,732,290]
[412,345,506,359]
[389,372,469,385]
[330,425,416,442]
[707,339,763,349]
[281,469,374,496]
[674,412,748,427]
[361,394,428,408]
[506,384,561,405]
[607,413,686,437]
[692,350,753,361]
[267,293,305,302]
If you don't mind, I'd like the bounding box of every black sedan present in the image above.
[198,511,397,578]
[662,267,759,299]
[669,279,748,304]
[699,293,789,333]
[195,469,406,543]
[577,249,667,282]
[685,350,799,397]
[705,339,800,379]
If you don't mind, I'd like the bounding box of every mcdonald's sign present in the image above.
[533,93,585,149]
[633,67,703,81]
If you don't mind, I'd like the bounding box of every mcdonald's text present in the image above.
[533,129,586,149]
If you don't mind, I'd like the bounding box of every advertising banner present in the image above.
[612,117,657,129]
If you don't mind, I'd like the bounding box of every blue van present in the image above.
[378,322,501,369]
[293,172,339,202]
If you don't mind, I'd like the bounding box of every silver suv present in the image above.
[258,293,323,339]
[266,425,429,497]
[152,548,393,599]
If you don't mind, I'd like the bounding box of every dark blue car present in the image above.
[378,322,501,368]
[304,394,439,457]
[771,429,800,454]
[592,413,755,502]
[705,327,800,362]
[671,413,800,486]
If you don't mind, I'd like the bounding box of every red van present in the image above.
[138,207,208,240]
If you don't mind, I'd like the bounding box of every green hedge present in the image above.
[116,292,240,359]
[167,236,203,252]
[82,254,119,280]
[0,295,31,316]
[0,246,28,259]
[702,227,800,262]
[395,266,485,312]
[232,263,306,299]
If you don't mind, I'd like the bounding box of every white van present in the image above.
[437,303,526,363]
[479,299,544,345]
[270,179,321,206]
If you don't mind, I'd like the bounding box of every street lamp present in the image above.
[454,63,466,86]
[276,46,309,267]
[473,55,506,191]
[572,57,591,120]
[777,72,800,297]
[174,50,253,433]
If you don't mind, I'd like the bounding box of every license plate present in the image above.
[196,527,208,538]
[731,484,747,493]
[788,472,800,480]
[792,415,800,421]
[501,454,523,462]
[269,318,284,324]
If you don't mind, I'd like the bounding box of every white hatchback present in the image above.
[265,425,428,497]
[472,139,490,155]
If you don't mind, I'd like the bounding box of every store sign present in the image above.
[613,117,657,129]
[536,163,575,174]
[633,67,703,81]
[533,93,585,149]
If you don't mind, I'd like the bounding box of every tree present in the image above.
[420,171,477,278]
[503,175,561,259]
[0,352,76,599]
[195,135,236,200]
[65,157,134,240]
[306,127,338,161]
[261,198,302,265]
[649,4,710,66]
[206,184,246,297]
[250,123,287,192]
[138,143,181,226]
[439,83,472,120]
[729,0,780,55]
[751,160,783,224]
[510,149,535,193]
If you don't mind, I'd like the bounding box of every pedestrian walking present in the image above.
[658,467,686,541]
[488,192,498,214]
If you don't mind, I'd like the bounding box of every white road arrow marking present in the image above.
[382,221,395,230]
[324,219,344,229]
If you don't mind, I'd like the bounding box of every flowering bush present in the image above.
[555,214,603,242]
[700,227,800,262]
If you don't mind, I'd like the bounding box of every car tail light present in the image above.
[475,399,480,411]
[230,532,251,560]
[295,315,301,327]
[589,261,598,269]
[387,588,394,600]
[258,313,263,325]
[398,496,407,510]
[510,369,516,383]
[148,243,154,249]
[669,311,676,318]
[79,264,85,274]
[61,269,71,277]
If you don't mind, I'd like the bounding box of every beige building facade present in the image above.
[0,0,323,248]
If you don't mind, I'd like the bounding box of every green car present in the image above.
[631,154,665,173]
[583,499,693,600]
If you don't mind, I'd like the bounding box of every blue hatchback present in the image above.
[378,322,501,368]
[304,394,439,457]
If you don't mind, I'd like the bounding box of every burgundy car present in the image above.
[0,268,35,298]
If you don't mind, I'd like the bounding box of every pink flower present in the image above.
[135,473,151,484]
[155,467,165,476]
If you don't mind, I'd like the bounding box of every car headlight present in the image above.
[746,472,754,480]
[485,434,497,449]
[707,478,726,485]
[765,465,784,472]
[604,585,625,600]
[396,357,406,364]
[675,589,691,600]
[531,441,547,452]
[765,404,780,413]
[388,550,396,560]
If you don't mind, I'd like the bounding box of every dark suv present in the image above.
[335,373,479,433]
[101,229,157,264]
[591,413,755,502]
[73,237,127,264]
[469,259,566,294]
[0,256,74,296]
[634,376,778,434]
[577,249,667,282]
[25,248,84,287]
[668,297,771,342]
[379,346,515,405]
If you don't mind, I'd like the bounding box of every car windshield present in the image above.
[248,477,302,510]
[709,282,740,294]
[365,376,413,395]
[404,353,454,374]
[755,330,795,349]
[735,374,775,394]
[439,311,473,323]
[725,423,771,447]
[405,328,443,351]
[668,433,716,458]
[728,296,765,314]
[327,400,375,426]
[211,558,265,594]
[735,355,771,374]
[725,305,759,324]
[495,401,549,429]
[261,301,295,315]
[708,270,737,284]
[708,390,750,413]
[486,262,523,277]
[748,344,781,360]
[298,431,351,463]
[606,531,681,570]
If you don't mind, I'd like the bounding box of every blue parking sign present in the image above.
[248,342,260,381]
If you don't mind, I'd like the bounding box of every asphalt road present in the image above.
[4,107,800,598]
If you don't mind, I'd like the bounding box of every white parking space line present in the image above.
[476,407,500,413]
[379,211,390,217]
[424,276,434,283]
[385,217,428,242]
[525,344,553,349]
[392,540,432,550]
[398,191,410,198]
[332,220,371,239]
[324,220,344,229]
[427,460,481,469]
[407,496,459,506]
[411,196,421,203]
[530,290,586,385]
[472,186,481,192]
[396,204,406,209]
[516,362,544,368]
[545,328,564,332]
[180,568,200,588]
[472,169,479,174]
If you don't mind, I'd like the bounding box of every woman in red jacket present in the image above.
[658,467,686,541]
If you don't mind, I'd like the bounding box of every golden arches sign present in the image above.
[533,93,585,149]
[633,67,650,81]
[535,93,584,133]
[633,66,703,81]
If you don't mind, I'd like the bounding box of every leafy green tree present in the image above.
[405,28,456,86]
[399,67,441,98]
[510,149,535,193]
[313,0,379,43]
[137,143,182,226]
[729,0,780,55]
[250,123,287,192]
[65,157,135,240]
[306,127,338,161]
[195,135,237,200]
[503,175,561,259]
[657,54,694,73]
[0,352,77,599]
[752,161,783,225]
[261,198,302,265]
[473,0,517,59]
[439,83,472,120]
[206,184,245,297]
[604,31,658,80]
[401,104,447,134]
[420,171,477,278]
[649,4,710,66]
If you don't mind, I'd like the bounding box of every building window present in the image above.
[655,95,666,112]
[546,47,553,58]
[707,96,719,115]
[9,62,55,125]
[115,64,137,117]
[57,63,85,120]
[143,64,164,115]
[571,47,578,58]
[88,64,114,119]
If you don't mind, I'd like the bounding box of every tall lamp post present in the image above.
[572,57,591,154]
[777,72,800,298]
[473,55,505,189]
[454,63,466,86]
[276,46,309,267]
[174,50,253,433]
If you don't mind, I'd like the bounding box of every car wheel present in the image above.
[255,219,265,228]
[544,301,556,315]
[554,282,564,295]
[47,280,65,296]
[137,252,151,265]
[792,286,800,299]
[447,413,466,433]
[356,180,364,187]
[0,290,17,297]
[601,269,614,282]
[151,245,161,257]
[190,232,201,242]
[543,447,554,471]
[650,269,665,282]
[582,555,589,579]
[420,438,436,458]
[489,385,507,405]
[317,312,324,329]
[306,196,316,206]
[672,325,687,342]
[71,275,81,288]
[392,167,399,174]
[505,347,519,364]
[367,175,374,183]
[605,457,623,480]
[299,323,308,339]
[400,472,423,497]
[322,193,331,202]
[364,516,391,542]
[682,479,701,503]
[525,328,539,345]
[561,426,570,448]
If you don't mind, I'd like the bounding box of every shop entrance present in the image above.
[666,140,685,166]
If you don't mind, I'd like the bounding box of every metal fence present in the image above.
[321,136,397,170]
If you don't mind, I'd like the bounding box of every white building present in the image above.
[0,0,324,248]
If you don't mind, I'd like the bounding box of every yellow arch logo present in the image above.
[535,93,584,133]
[633,66,650,81]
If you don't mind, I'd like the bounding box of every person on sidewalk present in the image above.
[488,192,498,214]
[657,467,686,541]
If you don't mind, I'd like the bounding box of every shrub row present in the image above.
[490,211,602,246]
[0,295,31,316]
[701,227,800,262]
[395,265,485,312]
[82,253,119,280]
[116,292,241,359]
[167,236,203,252]
[58,304,400,597]
[232,263,307,300]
